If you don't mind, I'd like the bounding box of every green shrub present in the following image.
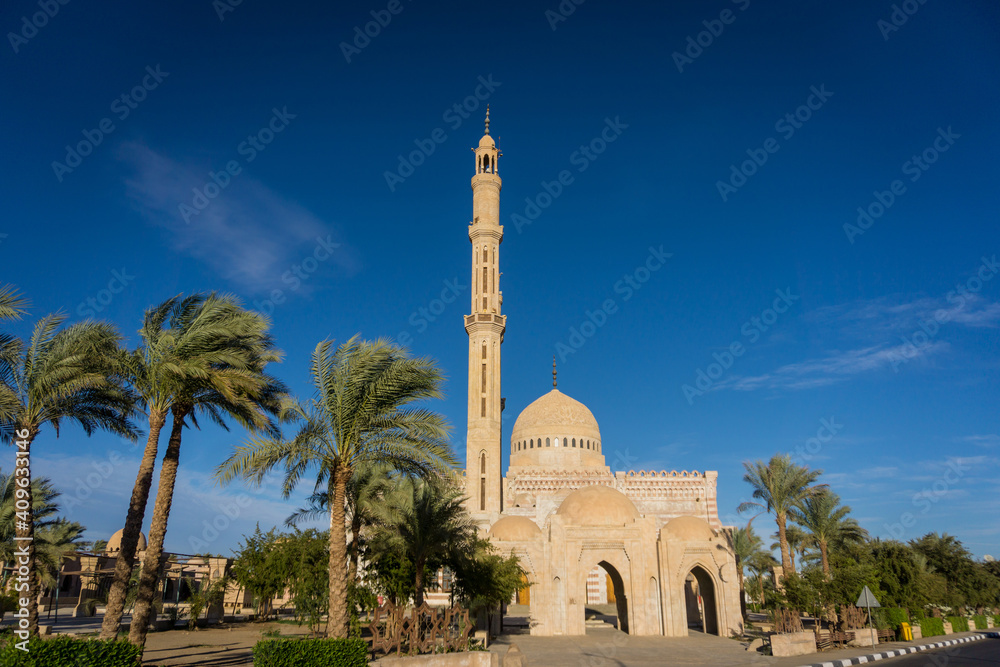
[920,617,945,637]
[994,614,1000,626]
[912,608,926,620]
[0,635,142,666]
[252,637,368,667]
[882,607,909,630]
[946,616,969,633]
[972,615,987,630]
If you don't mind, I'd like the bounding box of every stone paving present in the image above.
[492,626,995,667]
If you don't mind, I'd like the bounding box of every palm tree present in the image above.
[127,298,285,648]
[738,454,825,577]
[770,525,808,573]
[789,489,867,577]
[102,294,287,640]
[730,524,764,620]
[215,336,456,638]
[0,315,137,635]
[370,478,475,607]
[0,286,29,322]
[287,461,395,585]
[745,550,778,610]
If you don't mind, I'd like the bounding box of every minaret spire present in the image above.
[552,357,557,389]
[484,105,490,135]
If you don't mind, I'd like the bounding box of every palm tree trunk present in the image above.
[129,409,186,648]
[414,556,425,608]
[820,540,830,578]
[12,427,38,636]
[737,563,747,621]
[776,513,792,578]
[348,513,362,584]
[100,409,166,640]
[326,468,350,638]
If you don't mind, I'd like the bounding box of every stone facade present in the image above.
[460,116,740,638]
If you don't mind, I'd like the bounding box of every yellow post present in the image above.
[900,622,913,641]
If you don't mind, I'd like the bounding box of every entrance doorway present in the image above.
[584,561,629,634]
[683,566,718,635]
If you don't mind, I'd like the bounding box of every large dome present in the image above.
[107,528,146,554]
[509,389,604,469]
[489,516,542,542]
[662,515,716,542]
[556,485,639,526]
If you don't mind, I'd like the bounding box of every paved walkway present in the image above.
[492,627,996,667]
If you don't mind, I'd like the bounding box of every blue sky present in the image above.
[2,0,998,559]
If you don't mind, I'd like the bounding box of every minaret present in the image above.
[465,107,504,524]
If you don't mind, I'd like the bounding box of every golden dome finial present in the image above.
[552,356,557,389]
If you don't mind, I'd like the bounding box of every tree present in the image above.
[739,454,825,577]
[103,294,286,639]
[744,550,778,611]
[0,314,137,636]
[730,524,765,620]
[0,471,85,590]
[128,298,285,649]
[789,489,867,578]
[369,478,475,607]
[450,536,527,633]
[230,525,287,621]
[287,461,394,585]
[771,525,808,573]
[215,336,456,638]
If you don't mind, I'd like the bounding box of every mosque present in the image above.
[461,111,742,638]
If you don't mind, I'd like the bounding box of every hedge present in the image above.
[946,616,969,633]
[920,617,945,637]
[882,607,910,630]
[252,637,368,667]
[0,636,142,666]
[972,615,987,630]
[994,614,1000,626]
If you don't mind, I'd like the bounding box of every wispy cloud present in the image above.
[119,141,360,291]
[716,293,998,393]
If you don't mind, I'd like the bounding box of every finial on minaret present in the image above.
[552,356,557,388]
[484,105,490,135]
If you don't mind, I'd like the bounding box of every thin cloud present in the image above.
[119,141,360,291]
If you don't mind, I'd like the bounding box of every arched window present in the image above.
[479,452,486,511]
[529,439,533,448]
[572,438,576,448]
[546,438,550,447]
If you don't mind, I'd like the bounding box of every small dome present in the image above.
[510,389,604,470]
[107,529,146,553]
[663,515,715,541]
[479,134,495,148]
[557,485,639,526]
[489,516,541,541]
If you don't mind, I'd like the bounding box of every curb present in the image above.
[798,631,999,667]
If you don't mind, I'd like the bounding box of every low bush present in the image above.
[993,614,1000,626]
[882,607,909,630]
[0,636,142,666]
[946,616,969,633]
[920,617,945,637]
[252,637,368,667]
[972,615,987,630]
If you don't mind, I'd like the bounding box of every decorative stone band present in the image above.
[797,632,999,667]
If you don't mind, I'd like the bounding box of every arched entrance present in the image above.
[584,561,629,634]
[683,565,718,635]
